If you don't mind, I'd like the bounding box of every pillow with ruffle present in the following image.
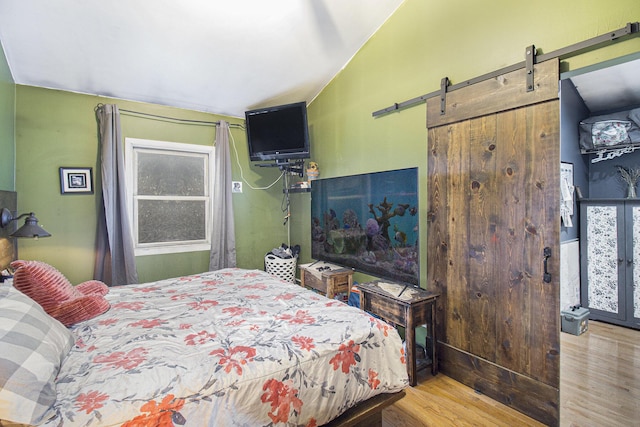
[10,260,110,326]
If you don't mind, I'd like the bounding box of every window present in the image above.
[125,138,214,256]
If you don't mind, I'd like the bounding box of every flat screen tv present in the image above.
[311,167,419,286]
[245,101,310,162]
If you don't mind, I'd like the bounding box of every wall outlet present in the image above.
[232,181,242,193]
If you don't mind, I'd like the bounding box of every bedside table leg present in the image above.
[405,315,417,386]
[429,300,438,376]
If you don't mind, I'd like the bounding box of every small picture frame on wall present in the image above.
[59,167,94,194]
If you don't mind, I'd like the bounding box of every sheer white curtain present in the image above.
[209,120,237,270]
[94,104,138,285]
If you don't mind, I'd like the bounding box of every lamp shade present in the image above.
[10,213,51,238]
[0,208,51,239]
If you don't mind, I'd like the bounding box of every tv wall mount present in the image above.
[256,159,305,177]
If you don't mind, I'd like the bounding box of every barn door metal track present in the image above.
[372,22,640,117]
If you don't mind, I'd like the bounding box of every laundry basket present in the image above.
[264,254,298,283]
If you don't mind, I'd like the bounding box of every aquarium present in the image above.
[311,167,419,286]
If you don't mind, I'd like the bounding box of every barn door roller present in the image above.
[440,77,450,115]
[525,45,536,92]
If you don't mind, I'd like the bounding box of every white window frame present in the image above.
[125,138,214,256]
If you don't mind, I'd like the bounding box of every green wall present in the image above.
[15,87,289,284]
[12,0,640,286]
[0,40,15,190]
[293,0,640,287]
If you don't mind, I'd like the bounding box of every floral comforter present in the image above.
[44,268,408,426]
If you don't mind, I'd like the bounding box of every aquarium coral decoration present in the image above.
[368,197,412,244]
[342,209,360,229]
[616,165,640,198]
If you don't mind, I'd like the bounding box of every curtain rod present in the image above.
[118,108,245,129]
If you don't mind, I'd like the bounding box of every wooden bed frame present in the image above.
[0,392,406,427]
[325,391,405,427]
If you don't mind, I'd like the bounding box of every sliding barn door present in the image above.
[426,59,560,425]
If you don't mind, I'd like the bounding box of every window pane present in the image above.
[137,152,205,196]
[138,200,206,244]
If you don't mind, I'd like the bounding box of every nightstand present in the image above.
[299,262,354,300]
[356,281,439,386]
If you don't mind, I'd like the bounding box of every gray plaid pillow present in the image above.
[0,284,74,425]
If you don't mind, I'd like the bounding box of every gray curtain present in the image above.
[209,120,237,270]
[94,104,138,285]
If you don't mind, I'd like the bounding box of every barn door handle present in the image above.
[543,247,552,283]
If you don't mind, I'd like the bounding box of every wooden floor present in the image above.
[561,320,640,426]
[382,321,640,426]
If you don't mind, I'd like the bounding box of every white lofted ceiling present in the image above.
[569,57,640,114]
[0,0,404,118]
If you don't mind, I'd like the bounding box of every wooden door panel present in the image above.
[467,115,498,361]
[427,125,450,344]
[426,59,559,127]
[494,106,532,376]
[523,100,560,387]
[447,120,471,351]
[427,59,560,425]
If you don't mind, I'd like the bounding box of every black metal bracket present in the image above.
[440,77,450,115]
[280,160,304,177]
[525,45,536,92]
[257,159,304,177]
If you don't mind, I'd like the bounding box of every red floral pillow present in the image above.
[10,260,110,326]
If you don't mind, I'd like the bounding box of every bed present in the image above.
[0,266,408,426]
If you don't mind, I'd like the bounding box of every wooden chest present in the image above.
[299,263,353,300]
